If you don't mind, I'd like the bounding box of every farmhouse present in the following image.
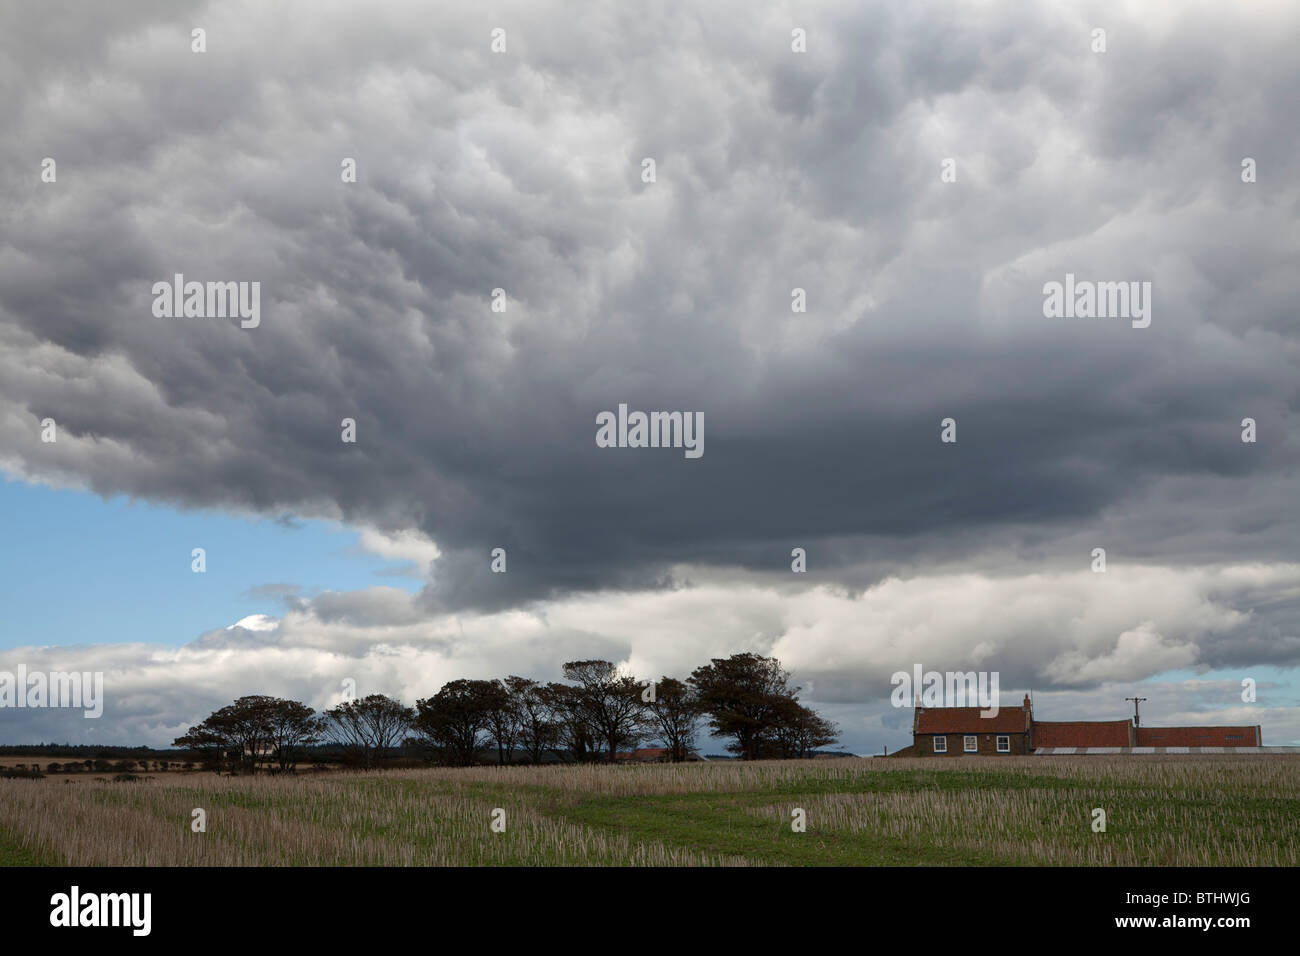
[913,697,1032,755]
[910,694,1269,755]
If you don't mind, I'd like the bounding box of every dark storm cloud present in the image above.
[1,0,1297,615]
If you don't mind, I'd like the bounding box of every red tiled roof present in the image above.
[1034,720,1132,748]
[1136,726,1259,747]
[915,707,1028,734]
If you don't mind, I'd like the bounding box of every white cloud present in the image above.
[228,614,278,632]
[1041,621,1199,684]
[356,527,441,573]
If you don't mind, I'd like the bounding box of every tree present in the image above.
[172,725,229,774]
[505,676,557,764]
[561,660,644,763]
[791,706,838,758]
[766,696,839,758]
[483,679,522,766]
[265,699,327,772]
[325,694,414,769]
[537,682,599,763]
[643,677,702,762]
[412,680,502,767]
[688,653,798,760]
[173,695,282,774]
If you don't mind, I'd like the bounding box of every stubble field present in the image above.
[2,755,1297,867]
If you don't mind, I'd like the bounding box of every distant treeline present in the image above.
[0,746,362,778]
[172,653,839,773]
[0,744,182,759]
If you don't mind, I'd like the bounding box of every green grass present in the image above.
[0,826,62,866]
[543,791,1021,865]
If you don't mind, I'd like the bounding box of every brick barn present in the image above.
[910,694,1267,755]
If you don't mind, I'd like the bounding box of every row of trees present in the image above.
[173,653,838,772]
[44,759,194,773]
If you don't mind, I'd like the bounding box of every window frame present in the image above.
[933,735,947,753]
[963,735,978,753]
[996,735,1010,753]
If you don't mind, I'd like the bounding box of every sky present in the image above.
[1,0,1297,751]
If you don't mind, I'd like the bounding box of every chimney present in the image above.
[1023,693,1031,711]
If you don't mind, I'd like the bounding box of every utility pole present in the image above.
[1125,696,1147,727]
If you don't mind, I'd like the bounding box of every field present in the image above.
[2,756,1297,866]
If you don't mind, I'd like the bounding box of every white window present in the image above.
[996,735,1010,752]
[963,735,977,752]
[933,736,947,753]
